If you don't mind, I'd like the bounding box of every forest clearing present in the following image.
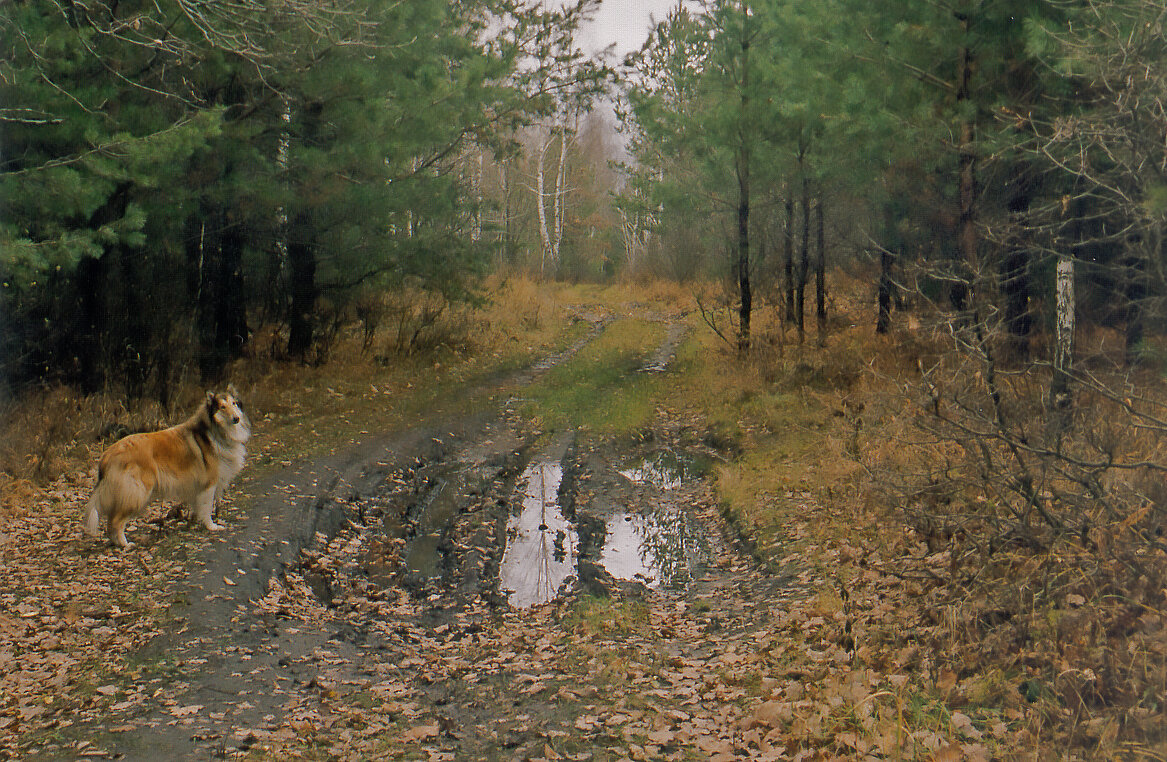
[4,0,1167,759]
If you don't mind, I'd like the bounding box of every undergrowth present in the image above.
[687,271,1167,757]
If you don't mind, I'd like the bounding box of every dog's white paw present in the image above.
[206,522,226,532]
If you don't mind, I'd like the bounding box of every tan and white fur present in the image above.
[82,386,251,548]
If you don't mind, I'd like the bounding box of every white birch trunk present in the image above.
[471,151,482,243]
[535,133,553,278]
[551,126,568,269]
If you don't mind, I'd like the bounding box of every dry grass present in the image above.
[0,278,579,509]
[658,274,1166,756]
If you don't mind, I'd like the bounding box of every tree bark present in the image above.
[735,5,752,353]
[75,255,105,394]
[952,12,976,312]
[1001,247,1030,360]
[1124,240,1149,365]
[876,247,895,334]
[796,171,810,342]
[815,196,826,345]
[784,196,794,323]
[736,151,751,352]
[535,133,552,278]
[287,210,317,359]
[1051,254,1074,407]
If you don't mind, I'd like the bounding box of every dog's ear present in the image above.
[205,391,218,410]
[226,383,240,400]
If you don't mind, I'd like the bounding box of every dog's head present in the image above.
[206,384,251,444]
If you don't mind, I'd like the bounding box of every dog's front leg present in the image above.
[194,488,225,532]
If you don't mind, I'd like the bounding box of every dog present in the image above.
[82,385,251,548]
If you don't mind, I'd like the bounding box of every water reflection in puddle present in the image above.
[501,452,711,608]
[498,462,577,608]
[619,450,708,491]
[600,508,708,588]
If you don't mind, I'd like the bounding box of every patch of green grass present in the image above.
[520,318,665,438]
[561,594,651,637]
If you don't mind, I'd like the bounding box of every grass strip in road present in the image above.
[518,317,666,440]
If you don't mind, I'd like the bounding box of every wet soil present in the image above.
[47,319,810,761]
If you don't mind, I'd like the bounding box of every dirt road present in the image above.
[40,317,814,761]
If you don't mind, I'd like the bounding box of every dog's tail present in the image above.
[81,487,103,537]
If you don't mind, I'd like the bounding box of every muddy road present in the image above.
[55,317,811,761]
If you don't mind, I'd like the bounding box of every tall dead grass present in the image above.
[683,271,1164,754]
[0,277,574,507]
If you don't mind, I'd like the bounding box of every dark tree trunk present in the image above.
[73,182,132,394]
[215,215,249,368]
[1001,247,1031,360]
[783,196,795,323]
[287,210,317,359]
[877,248,896,334]
[117,246,148,400]
[735,14,752,354]
[796,174,810,341]
[75,255,105,394]
[952,17,976,312]
[1125,247,1148,365]
[815,197,826,345]
[194,209,248,383]
[286,100,322,360]
[737,155,751,353]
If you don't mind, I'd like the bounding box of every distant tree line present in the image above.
[1,0,607,401]
[618,0,1167,364]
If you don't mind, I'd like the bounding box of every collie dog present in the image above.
[82,386,251,548]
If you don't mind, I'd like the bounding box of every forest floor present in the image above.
[1,281,1160,761]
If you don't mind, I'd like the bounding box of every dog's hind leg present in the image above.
[105,468,151,549]
[193,487,224,532]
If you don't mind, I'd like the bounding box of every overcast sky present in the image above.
[578,0,681,60]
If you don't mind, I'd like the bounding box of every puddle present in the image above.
[498,461,577,608]
[619,450,709,491]
[501,455,711,607]
[402,466,493,579]
[600,507,709,588]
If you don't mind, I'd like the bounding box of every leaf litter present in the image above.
[0,312,1091,760]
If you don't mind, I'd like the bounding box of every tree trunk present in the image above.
[736,150,751,352]
[952,14,976,312]
[815,197,826,345]
[784,196,794,323]
[552,125,569,269]
[1001,247,1031,360]
[287,210,316,359]
[796,171,810,342]
[876,247,895,334]
[535,133,552,278]
[502,161,512,266]
[1050,254,1074,408]
[75,181,132,394]
[117,245,148,400]
[734,5,752,353]
[75,255,105,394]
[1124,239,1150,365]
[266,96,291,323]
[216,215,249,364]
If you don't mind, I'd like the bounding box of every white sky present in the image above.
[579,0,682,60]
